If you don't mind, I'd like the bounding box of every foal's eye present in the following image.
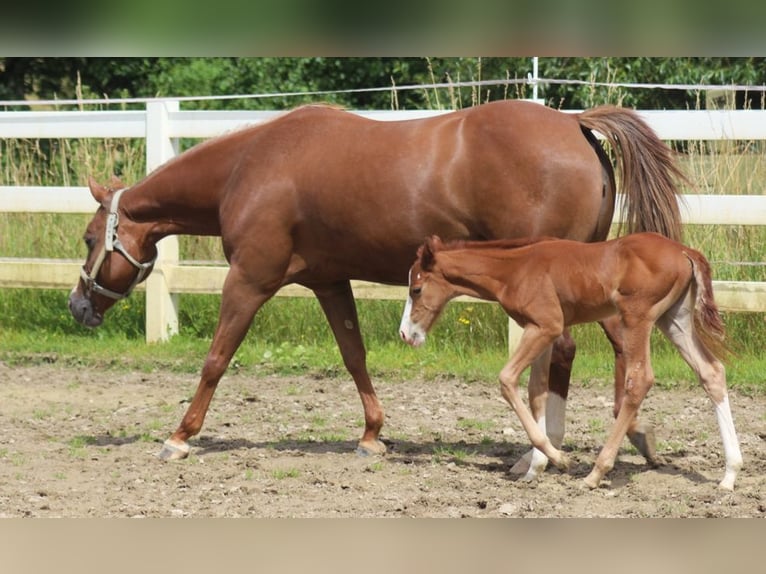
[412,286,422,296]
[84,237,96,250]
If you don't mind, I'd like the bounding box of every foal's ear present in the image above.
[419,235,441,271]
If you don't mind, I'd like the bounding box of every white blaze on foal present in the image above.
[399,270,428,347]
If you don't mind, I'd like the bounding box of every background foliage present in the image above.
[2,57,766,111]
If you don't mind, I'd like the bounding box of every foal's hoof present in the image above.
[583,471,602,490]
[628,423,659,467]
[355,439,387,457]
[718,471,737,491]
[553,452,570,472]
[157,439,191,461]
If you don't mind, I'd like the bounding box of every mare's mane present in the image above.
[148,103,347,173]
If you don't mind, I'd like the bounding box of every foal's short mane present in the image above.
[418,235,557,271]
[441,236,557,252]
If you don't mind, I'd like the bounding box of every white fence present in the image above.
[2,102,766,342]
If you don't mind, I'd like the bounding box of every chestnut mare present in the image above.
[68,100,685,464]
[399,233,742,490]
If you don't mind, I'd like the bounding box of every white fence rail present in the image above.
[2,103,765,342]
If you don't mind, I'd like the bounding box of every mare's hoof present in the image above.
[519,470,540,484]
[355,439,387,457]
[509,450,534,475]
[628,423,659,467]
[157,439,191,461]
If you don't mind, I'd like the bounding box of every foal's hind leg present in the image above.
[314,281,386,456]
[600,315,659,466]
[656,296,742,490]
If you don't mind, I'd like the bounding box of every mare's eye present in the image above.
[412,286,422,296]
[84,237,96,250]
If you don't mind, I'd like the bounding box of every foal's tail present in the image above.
[685,248,730,360]
[578,106,688,242]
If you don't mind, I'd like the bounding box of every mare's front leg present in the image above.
[314,281,386,455]
[600,315,659,466]
[158,266,275,460]
[500,325,569,473]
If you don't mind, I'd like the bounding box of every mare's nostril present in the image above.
[68,294,92,322]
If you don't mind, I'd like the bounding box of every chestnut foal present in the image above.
[399,232,742,490]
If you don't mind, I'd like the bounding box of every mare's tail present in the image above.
[578,106,688,242]
[685,248,730,360]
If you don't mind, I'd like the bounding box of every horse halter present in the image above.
[80,188,156,301]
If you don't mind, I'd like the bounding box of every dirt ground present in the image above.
[0,361,764,518]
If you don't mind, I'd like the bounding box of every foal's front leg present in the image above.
[511,345,554,481]
[584,321,654,488]
[600,315,659,466]
[510,333,572,477]
[499,325,570,473]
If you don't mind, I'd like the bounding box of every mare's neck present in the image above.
[119,136,241,241]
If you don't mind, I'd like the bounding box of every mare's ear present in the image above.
[109,175,126,190]
[87,177,110,207]
[87,175,126,207]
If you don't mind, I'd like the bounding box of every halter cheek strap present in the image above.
[81,188,157,301]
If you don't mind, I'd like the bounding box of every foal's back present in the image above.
[459,232,697,325]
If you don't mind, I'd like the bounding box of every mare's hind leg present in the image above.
[600,315,659,466]
[158,265,276,460]
[656,294,742,490]
[313,281,386,456]
[509,332,573,476]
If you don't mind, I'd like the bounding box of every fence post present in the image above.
[144,101,180,342]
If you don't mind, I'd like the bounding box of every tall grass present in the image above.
[1,98,765,389]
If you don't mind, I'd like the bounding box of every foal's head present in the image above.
[399,236,454,347]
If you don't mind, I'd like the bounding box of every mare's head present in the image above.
[399,235,455,347]
[68,177,157,327]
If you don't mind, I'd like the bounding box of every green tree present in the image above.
[2,57,765,111]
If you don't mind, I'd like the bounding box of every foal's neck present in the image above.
[438,247,529,302]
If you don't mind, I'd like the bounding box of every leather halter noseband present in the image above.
[80,188,156,301]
